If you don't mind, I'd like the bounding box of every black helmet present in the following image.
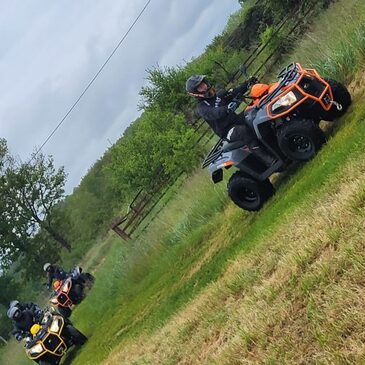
[186,75,215,98]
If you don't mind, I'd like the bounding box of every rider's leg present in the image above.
[226,125,275,166]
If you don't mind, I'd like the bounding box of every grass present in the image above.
[69,0,365,360]
[102,96,365,364]
[3,0,365,364]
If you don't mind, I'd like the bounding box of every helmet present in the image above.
[9,300,19,308]
[7,306,21,320]
[30,324,41,336]
[43,263,51,272]
[186,75,216,98]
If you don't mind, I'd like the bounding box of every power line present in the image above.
[33,0,153,158]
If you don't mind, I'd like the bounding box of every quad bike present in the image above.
[49,267,95,318]
[202,62,351,211]
[24,309,87,365]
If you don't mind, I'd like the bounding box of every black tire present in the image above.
[321,78,351,121]
[82,273,95,288]
[57,306,72,318]
[72,283,85,303]
[65,325,88,346]
[39,361,54,365]
[227,172,274,211]
[277,119,326,161]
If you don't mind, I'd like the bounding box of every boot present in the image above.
[250,145,276,166]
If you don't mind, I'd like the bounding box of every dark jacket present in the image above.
[11,306,42,340]
[196,82,250,138]
[47,264,67,288]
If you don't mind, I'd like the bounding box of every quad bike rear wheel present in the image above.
[227,172,274,211]
[322,78,351,121]
[277,119,326,161]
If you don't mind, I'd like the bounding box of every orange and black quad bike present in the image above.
[49,267,95,318]
[49,277,84,318]
[202,62,351,211]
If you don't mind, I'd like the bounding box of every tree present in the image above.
[138,65,193,115]
[3,149,71,252]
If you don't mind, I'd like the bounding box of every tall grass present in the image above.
[280,0,365,82]
[69,0,365,363]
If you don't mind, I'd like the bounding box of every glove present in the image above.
[247,76,258,87]
[15,334,23,342]
[35,309,43,319]
[227,102,239,113]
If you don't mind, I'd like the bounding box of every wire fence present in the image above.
[111,2,318,240]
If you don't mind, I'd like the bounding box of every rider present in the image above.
[186,74,274,165]
[7,301,43,341]
[43,263,67,289]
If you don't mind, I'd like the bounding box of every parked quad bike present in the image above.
[49,267,95,318]
[25,309,87,365]
[202,62,351,211]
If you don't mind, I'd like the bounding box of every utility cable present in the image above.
[33,0,153,158]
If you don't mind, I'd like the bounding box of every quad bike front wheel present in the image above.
[227,172,274,211]
[322,78,351,121]
[65,325,88,345]
[57,306,72,318]
[81,272,95,289]
[277,119,326,161]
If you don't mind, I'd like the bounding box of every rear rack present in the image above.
[202,138,224,168]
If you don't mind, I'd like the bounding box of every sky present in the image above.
[0,0,240,193]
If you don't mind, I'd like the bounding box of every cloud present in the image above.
[0,0,240,193]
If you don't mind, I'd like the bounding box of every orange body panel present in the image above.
[246,63,333,117]
[50,278,73,308]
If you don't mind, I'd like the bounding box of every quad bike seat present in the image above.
[222,140,247,152]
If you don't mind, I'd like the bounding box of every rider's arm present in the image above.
[226,81,251,100]
[12,328,25,341]
[197,102,229,121]
[47,272,53,288]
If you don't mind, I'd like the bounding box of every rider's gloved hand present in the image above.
[248,76,258,87]
[227,102,239,113]
[15,334,23,342]
[35,309,43,318]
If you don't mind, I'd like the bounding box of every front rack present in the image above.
[257,63,299,109]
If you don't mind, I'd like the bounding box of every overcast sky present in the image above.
[0,0,240,193]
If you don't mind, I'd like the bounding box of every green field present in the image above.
[3,0,365,364]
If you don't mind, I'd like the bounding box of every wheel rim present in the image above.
[287,134,313,153]
[236,187,259,203]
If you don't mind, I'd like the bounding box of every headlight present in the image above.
[29,343,44,356]
[50,318,61,333]
[62,281,71,292]
[41,313,51,324]
[50,298,58,305]
[272,91,297,112]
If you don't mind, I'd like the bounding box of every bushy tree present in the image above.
[4,152,70,251]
